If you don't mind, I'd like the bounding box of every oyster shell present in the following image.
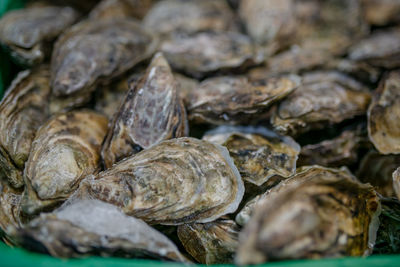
[357,151,400,198]
[143,0,235,36]
[177,219,239,264]
[368,71,400,154]
[160,31,256,76]
[51,18,157,110]
[393,168,400,201]
[89,0,153,20]
[203,126,300,186]
[13,199,187,261]
[0,179,23,243]
[187,75,301,125]
[362,0,400,26]
[0,67,51,188]
[0,6,79,67]
[235,165,381,264]
[298,129,365,168]
[271,71,371,136]
[77,137,244,225]
[101,53,188,168]
[349,28,400,69]
[21,110,108,215]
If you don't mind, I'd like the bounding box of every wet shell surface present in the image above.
[101,53,188,168]
[77,137,244,225]
[21,110,108,215]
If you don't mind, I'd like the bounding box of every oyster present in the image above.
[368,71,400,154]
[0,6,79,67]
[51,18,157,110]
[0,67,51,188]
[271,71,371,136]
[362,0,400,26]
[239,0,296,54]
[101,53,188,168]
[357,151,400,198]
[203,126,300,186]
[187,75,301,125]
[0,179,23,243]
[177,219,239,264]
[349,28,400,69]
[89,0,153,20]
[298,129,364,168]
[174,73,199,106]
[13,199,187,261]
[236,166,381,264]
[77,138,244,225]
[393,168,400,201]
[160,31,256,76]
[143,0,235,36]
[21,110,108,215]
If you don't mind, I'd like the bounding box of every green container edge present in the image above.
[0,1,399,267]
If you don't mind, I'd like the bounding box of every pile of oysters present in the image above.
[1,0,400,265]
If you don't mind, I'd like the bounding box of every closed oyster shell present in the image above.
[0,6,79,67]
[203,126,300,186]
[349,28,400,69]
[393,168,400,201]
[77,137,244,225]
[21,111,108,215]
[177,219,239,264]
[362,0,400,26]
[143,0,235,36]
[368,71,400,154]
[101,53,188,168]
[271,71,371,136]
[0,67,51,188]
[0,179,23,243]
[357,151,400,198]
[13,199,187,262]
[51,18,157,110]
[160,31,256,76]
[235,165,381,264]
[187,75,301,125]
[89,0,153,20]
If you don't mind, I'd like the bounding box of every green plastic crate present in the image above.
[0,1,399,266]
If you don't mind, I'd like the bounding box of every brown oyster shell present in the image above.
[368,71,400,154]
[50,18,157,110]
[21,110,108,215]
[203,126,300,186]
[187,75,301,125]
[0,67,51,188]
[349,28,400,69]
[177,219,239,264]
[0,6,79,67]
[362,0,400,26]
[357,151,400,198]
[160,31,256,76]
[77,137,244,225]
[89,0,153,20]
[101,53,188,168]
[13,199,187,262]
[271,71,371,136]
[143,0,235,36]
[393,168,400,201]
[235,165,381,264]
[0,179,23,243]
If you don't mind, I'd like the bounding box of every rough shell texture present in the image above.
[177,219,239,264]
[357,151,400,198]
[0,67,51,188]
[298,129,365,168]
[143,0,235,36]
[13,200,187,261]
[21,111,108,215]
[362,0,400,26]
[0,179,23,242]
[160,31,256,76]
[0,6,79,66]
[393,168,400,201]
[101,53,188,168]
[235,165,381,264]
[203,126,300,186]
[51,18,157,109]
[89,0,153,20]
[77,137,244,225]
[271,71,371,136]
[349,28,400,69]
[368,71,400,154]
[187,75,301,125]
